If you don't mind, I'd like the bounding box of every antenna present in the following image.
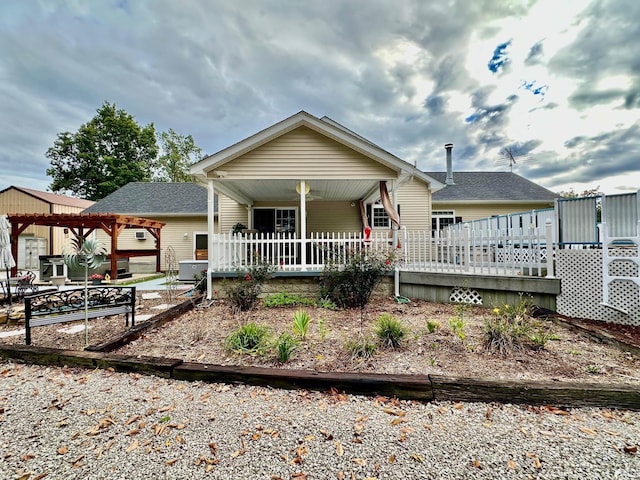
[496,147,528,172]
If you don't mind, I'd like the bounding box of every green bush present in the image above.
[227,259,276,313]
[374,313,408,349]
[274,333,299,363]
[292,309,311,339]
[263,292,316,307]
[224,322,271,355]
[320,248,399,311]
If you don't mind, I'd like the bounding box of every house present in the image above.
[426,144,559,230]
[189,111,444,289]
[0,186,94,269]
[83,182,216,273]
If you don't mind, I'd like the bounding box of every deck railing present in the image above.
[210,220,555,277]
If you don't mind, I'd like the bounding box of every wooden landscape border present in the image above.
[0,294,638,410]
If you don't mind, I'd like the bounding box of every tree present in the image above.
[153,128,203,182]
[557,186,602,198]
[46,102,158,200]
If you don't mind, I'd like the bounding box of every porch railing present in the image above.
[210,221,555,277]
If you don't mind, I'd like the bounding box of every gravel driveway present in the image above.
[1,361,639,479]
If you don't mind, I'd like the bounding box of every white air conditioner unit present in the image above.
[135,230,147,240]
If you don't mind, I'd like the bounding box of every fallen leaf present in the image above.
[337,472,345,480]
[352,457,366,466]
[390,418,405,426]
[453,403,464,410]
[388,454,396,463]
[624,445,638,454]
[545,406,570,416]
[579,427,597,435]
[125,415,141,425]
[126,439,139,453]
[57,446,68,455]
[507,460,518,470]
[382,407,406,417]
[21,453,35,461]
[16,474,31,480]
[533,457,542,469]
[291,473,308,479]
[33,475,48,480]
[335,441,344,457]
[410,453,424,463]
[603,429,619,436]
[165,458,178,465]
[471,459,482,469]
[125,429,140,436]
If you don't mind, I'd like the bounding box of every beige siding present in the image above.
[219,195,248,233]
[95,216,209,270]
[307,202,361,233]
[222,127,396,179]
[433,202,554,222]
[396,178,431,230]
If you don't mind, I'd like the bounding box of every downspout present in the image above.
[206,180,216,300]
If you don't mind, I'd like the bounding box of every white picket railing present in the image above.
[210,221,555,277]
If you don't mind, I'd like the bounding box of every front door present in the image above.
[253,208,297,264]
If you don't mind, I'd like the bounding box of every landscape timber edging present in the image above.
[0,345,638,410]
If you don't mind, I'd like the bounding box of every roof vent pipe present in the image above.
[444,143,454,185]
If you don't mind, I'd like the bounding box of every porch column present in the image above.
[299,180,307,270]
[206,180,216,300]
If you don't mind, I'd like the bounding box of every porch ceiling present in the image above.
[215,179,379,203]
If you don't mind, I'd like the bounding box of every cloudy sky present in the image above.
[1,0,639,196]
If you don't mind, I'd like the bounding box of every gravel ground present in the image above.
[1,361,639,480]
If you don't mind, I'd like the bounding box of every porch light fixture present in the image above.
[296,182,310,195]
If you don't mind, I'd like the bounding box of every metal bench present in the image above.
[24,286,136,345]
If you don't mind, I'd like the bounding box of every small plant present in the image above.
[586,364,601,374]
[429,357,438,367]
[263,292,315,307]
[528,323,555,351]
[374,313,408,349]
[317,296,338,310]
[317,317,330,342]
[275,333,299,363]
[484,317,521,355]
[344,335,377,360]
[568,348,582,355]
[189,318,208,344]
[426,319,440,333]
[449,317,466,343]
[292,309,311,339]
[224,322,271,355]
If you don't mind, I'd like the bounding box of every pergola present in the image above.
[7,213,165,279]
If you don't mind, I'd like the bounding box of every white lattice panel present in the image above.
[449,287,483,305]
[556,249,640,326]
[495,247,546,264]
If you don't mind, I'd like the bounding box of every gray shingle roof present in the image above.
[83,182,214,215]
[427,172,559,202]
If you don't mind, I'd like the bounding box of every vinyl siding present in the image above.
[219,195,248,233]
[396,178,431,230]
[222,126,396,179]
[307,202,361,233]
[95,216,209,270]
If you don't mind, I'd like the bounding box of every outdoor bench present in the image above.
[24,286,136,345]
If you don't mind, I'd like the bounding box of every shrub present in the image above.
[484,317,522,356]
[320,247,400,329]
[292,309,311,340]
[316,296,338,310]
[224,322,271,355]
[374,313,408,349]
[425,319,440,333]
[344,335,377,360]
[227,259,276,313]
[263,292,316,307]
[275,333,299,363]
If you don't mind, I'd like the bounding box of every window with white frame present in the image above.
[372,203,390,228]
[432,210,460,231]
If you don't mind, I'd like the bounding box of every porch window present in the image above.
[372,203,390,228]
[432,210,461,231]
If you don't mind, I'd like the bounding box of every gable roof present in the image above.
[83,182,214,216]
[426,172,559,203]
[191,111,444,192]
[0,186,94,209]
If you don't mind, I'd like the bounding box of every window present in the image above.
[432,210,460,231]
[372,203,390,228]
